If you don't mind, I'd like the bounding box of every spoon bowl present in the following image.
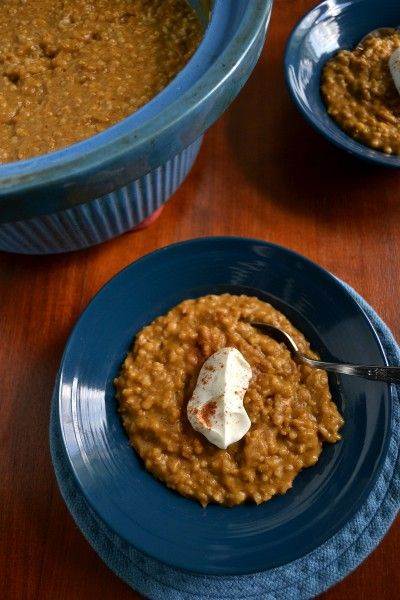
[358,26,399,46]
[251,322,400,384]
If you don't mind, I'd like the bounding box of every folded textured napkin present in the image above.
[50,281,400,600]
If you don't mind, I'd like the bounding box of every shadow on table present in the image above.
[225,57,400,221]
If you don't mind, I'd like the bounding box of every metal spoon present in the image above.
[358,27,399,48]
[251,322,400,385]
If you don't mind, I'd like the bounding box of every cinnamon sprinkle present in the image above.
[198,400,217,428]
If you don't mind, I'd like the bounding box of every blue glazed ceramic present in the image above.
[0,1,272,254]
[55,237,393,575]
[285,0,400,167]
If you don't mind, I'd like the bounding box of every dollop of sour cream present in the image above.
[187,348,252,450]
[389,47,400,96]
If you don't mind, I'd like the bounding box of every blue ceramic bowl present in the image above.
[54,237,393,575]
[285,0,400,167]
[0,1,272,254]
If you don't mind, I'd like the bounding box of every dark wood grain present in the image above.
[1,1,399,598]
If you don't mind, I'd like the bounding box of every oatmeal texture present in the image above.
[115,294,344,507]
[0,0,202,162]
[322,30,400,155]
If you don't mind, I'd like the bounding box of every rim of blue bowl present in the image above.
[56,235,392,575]
[284,0,400,168]
[0,0,272,199]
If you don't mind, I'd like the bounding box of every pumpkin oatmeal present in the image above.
[321,29,400,154]
[0,0,202,162]
[115,294,344,507]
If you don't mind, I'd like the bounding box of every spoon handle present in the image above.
[303,357,400,385]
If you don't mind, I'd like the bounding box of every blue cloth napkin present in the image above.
[50,281,400,600]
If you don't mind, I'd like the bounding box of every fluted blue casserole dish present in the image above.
[0,0,272,254]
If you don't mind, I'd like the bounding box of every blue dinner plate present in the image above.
[55,237,392,575]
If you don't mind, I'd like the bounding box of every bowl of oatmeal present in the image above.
[115,293,344,507]
[285,0,400,167]
[54,237,393,575]
[0,1,272,254]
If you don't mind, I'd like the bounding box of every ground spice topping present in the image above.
[198,400,217,428]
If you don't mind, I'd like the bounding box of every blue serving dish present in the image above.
[285,0,400,167]
[54,236,393,575]
[0,1,272,254]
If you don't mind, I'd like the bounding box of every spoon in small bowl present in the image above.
[357,26,399,47]
[251,323,400,385]
[356,28,400,95]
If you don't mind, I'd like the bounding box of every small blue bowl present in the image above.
[285,0,400,167]
[54,236,393,575]
[0,1,272,254]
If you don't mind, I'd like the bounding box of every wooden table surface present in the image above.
[1,1,399,598]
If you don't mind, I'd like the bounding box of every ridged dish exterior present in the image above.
[0,138,202,254]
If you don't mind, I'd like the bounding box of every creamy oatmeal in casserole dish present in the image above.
[0,0,202,162]
[115,294,344,507]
